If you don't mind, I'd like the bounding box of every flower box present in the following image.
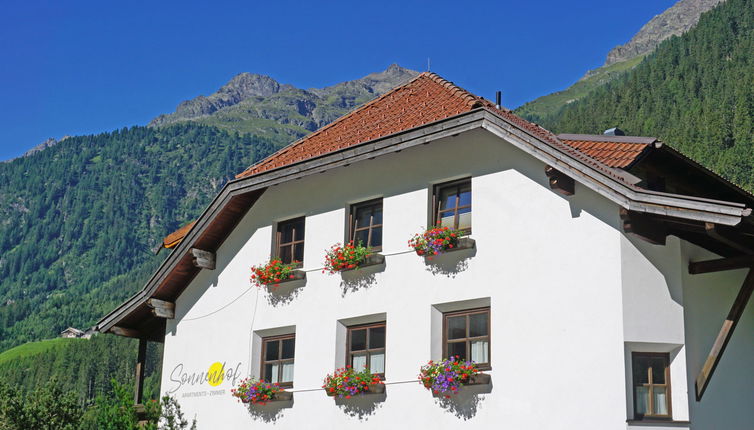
[323,242,380,274]
[322,366,384,399]
[339,253,385,272]
[264,269,306,287]
[325,382,384,396]
[232,378,290,405]
[409,226,473,257]
[419,358,485,396]
[250,259,306,288]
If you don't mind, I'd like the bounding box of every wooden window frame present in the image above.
[442,307,490,370]
[346,322,386,377]
[275,217,305,265]
[348,198,383,252]
[260,334,295,388]
[432,178,472,234]
[632,352,672,420]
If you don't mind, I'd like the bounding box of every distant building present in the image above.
[98,73,754,429]
[60,327,84,338]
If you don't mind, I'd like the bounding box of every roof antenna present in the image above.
[427,58,431,72]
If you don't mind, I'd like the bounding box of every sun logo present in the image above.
[207,362,225,387]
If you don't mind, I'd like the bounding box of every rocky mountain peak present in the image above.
[604,0,725,66]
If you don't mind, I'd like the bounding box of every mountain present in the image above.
[515,0,725,123]
[544,0,754,191]
[150,64,418,139]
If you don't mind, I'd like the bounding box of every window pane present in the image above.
[280,223,294,243]
[265,341,279,361]
[650,358,666,384]
[370,352,385,374]
[469,313,488,337]
[281,362,294,383]
[354,229,369,247]
[370,227,382,248]
[633,357,650,384]
[282,338,295,359]
[293,244,304,263]
[350,329,366,351]
[355,206,372,228]
[439,187,457,211]
[458,211,472,231]
[369,326,385,349]
[352,353,367,372]
[470,340,489,363]
[653,386,668,415]
[439,211,456,229]
[447,316,466,339]
[458,186,471,207]
[635,386,648,415]
[292,219,305,241]
[279,246,292,264]
[264,363,279,383]
[447,341,466,360]
[371,205,383,225]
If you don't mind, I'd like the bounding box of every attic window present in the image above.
[433,178,472,234]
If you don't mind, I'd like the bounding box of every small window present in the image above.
[261,334,295,387]
[443,308,489,369]
[433,179,471,233]
[347,322,386,376]
[632,353,671,420]
[276,217,305,264]
[349,199,383,251]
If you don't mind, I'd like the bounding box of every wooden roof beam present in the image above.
[705,222,753,254]
[147,298,175,319]
[689,255,754,275]
[696,268,754,400]
[545,165,574,196]
[620,208,667,245]
[191,248,216,270]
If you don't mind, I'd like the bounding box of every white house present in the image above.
[98,72,754,429]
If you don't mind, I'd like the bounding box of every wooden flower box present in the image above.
[340,253,385,272]
[264,269,306,287]
[417,237,475,256]
[465,372,491,386]
[325,383,385,397]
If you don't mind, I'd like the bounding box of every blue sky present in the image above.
[0,0,677,160]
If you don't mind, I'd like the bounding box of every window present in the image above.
[632,353,671,420]
[349,199,383,251]
[261,334,295,387]
[276,217,305,264]
[347,322,386,376]
[443,308,490,369]
[433,179,471,233]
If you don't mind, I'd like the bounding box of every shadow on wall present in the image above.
[433,382,492,420]
[339,263,384,296]
[246,399,293,423]
[334,392,386,421]
[423,247,476,278]
[264,280,306,307]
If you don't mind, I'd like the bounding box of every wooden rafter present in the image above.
[147,298,175,319]
[544,165,575,196]
[695,268,754,400]
[689,255,754,275]
[705,223,753,254]
[620,208,667,245]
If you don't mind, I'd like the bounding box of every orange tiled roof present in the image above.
[162,221,196,249]
[558,134,657,169]
[236,72,488,178]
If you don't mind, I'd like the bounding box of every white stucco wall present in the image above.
[158,128,752,429]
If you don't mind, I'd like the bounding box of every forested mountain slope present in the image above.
[516,0,726,123]
[0,124,279,351]
[542,0,754,191]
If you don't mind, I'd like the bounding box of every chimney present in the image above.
[603,127,625,136]
[495,91,502,109]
